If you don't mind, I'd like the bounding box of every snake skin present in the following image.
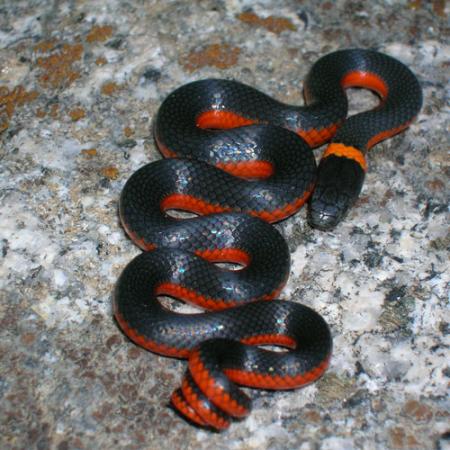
[155,48,422,229]
[114,48,422,430]
[306,49,422,228]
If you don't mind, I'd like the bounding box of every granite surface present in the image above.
[1,1,449,449]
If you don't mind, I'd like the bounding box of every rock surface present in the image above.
[1,1,449,449]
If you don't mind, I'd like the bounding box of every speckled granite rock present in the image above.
[1,1,448,449]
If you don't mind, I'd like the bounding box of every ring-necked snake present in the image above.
[114,49,422,430]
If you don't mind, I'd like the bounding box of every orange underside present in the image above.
[155,135,177,159]
[339,71,414,150]
[117,306,330,391]
[341,70,388,98]
[194,72,392,151]
[298,122,340,148]
[198,111,275,178]
[216,160,274,178]
[197,108,340,149]
[240,333,296,348]
[160,188,313,224]
[120,214,156,251]
[157,131,274,178]
[196,110,256,129]
[223,354,331,390]
[188,345,331,418]
[117,307,330,421]
[155,282,236,311]
[189,349,250,418]
[157,113,273,179]
[116,292,288,360]
[180,376,230,430]
[155,280,283,312]
[171,389,209,427]
[366,120,412,149]
[114,310,189,358]
[161,192,232,216]
[159,71,397,163]
[195,247,250,267]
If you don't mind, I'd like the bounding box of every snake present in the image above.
[114,49,422,430]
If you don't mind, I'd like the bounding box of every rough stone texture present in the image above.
[0,1,448,449]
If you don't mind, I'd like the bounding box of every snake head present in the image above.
[308,152,366,230]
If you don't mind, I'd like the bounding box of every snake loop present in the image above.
[114,49,421,430]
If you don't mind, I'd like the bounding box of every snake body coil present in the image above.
[114,49,422,430]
